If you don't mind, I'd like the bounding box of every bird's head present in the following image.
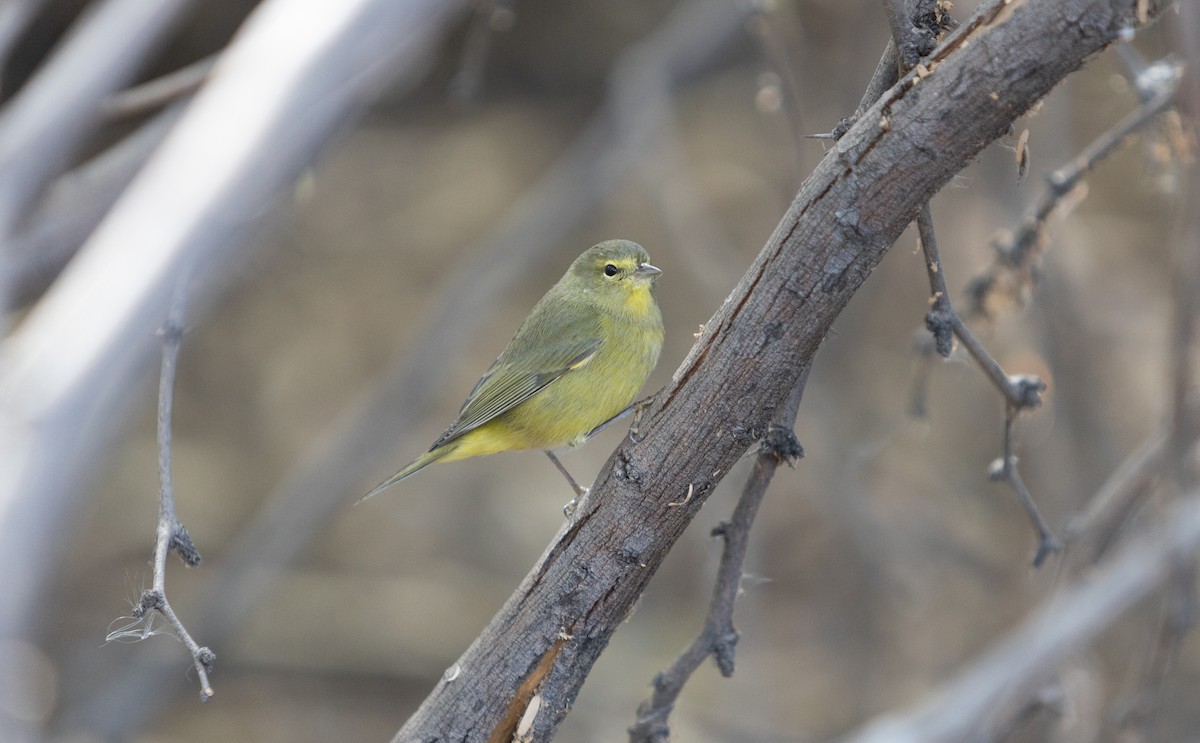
[568,239,661,300]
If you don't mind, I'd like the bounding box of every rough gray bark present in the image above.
[395,0,1163,740]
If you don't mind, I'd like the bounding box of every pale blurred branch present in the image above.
[4,54,217,307]
[3,55,217,307]
[837,495,1200,743]
[3,104,184,308]
[0,0,190,250]
[1064,430,1169,565]
[0,0,469,738]
[1117,27,1200,731]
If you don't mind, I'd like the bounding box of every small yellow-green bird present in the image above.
[363,239,664,503]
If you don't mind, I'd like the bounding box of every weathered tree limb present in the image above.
[395,1,1166,740]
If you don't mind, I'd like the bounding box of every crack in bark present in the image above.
[486,634,569,743]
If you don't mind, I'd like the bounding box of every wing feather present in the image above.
[429,336,601,449]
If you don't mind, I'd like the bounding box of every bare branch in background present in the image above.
[0,0,470,738]
[966,57,1182,319]
[3,54,219,307]
[0,0,191,251]
[1065,431,1168,565]
[102,267,213,700]
[845,9,1196,740]
[1115,21,1200,731]
[3,104,184,308]
[916,207,1059,565]
[100,54,214,120]
[837,495,1200,743]
[882,0,1057,569]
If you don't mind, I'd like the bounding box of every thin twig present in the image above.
[630,370,807,743]
[1064,430,1168,566]
[101,54,215,120]
[885,0,1056,568]
[917,205,1058,565]
[989,406,1061,567]
[966,57,1182,318]
[118,268,213,700]
[882,0,936,70]
[3,105,184,309]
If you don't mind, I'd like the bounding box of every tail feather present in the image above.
[358,446,452,503]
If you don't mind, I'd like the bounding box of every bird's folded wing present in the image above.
[429,337,602,449]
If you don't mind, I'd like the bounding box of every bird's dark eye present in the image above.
[604,263,619,277]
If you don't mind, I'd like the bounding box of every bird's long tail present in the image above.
[358,445,453,503]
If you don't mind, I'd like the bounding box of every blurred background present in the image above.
[2,0,1194,740]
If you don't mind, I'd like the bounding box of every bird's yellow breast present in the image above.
[622,282,658,320]
[459,296,662,453]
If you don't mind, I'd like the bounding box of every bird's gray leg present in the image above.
[545,450,589,517]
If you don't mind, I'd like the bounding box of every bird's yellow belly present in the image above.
[455,328,661,457]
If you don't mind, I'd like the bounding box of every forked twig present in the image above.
[966,57,1182,318]
[629,372,807,743]
[108,269,214,701]
[918,205,1059,566]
